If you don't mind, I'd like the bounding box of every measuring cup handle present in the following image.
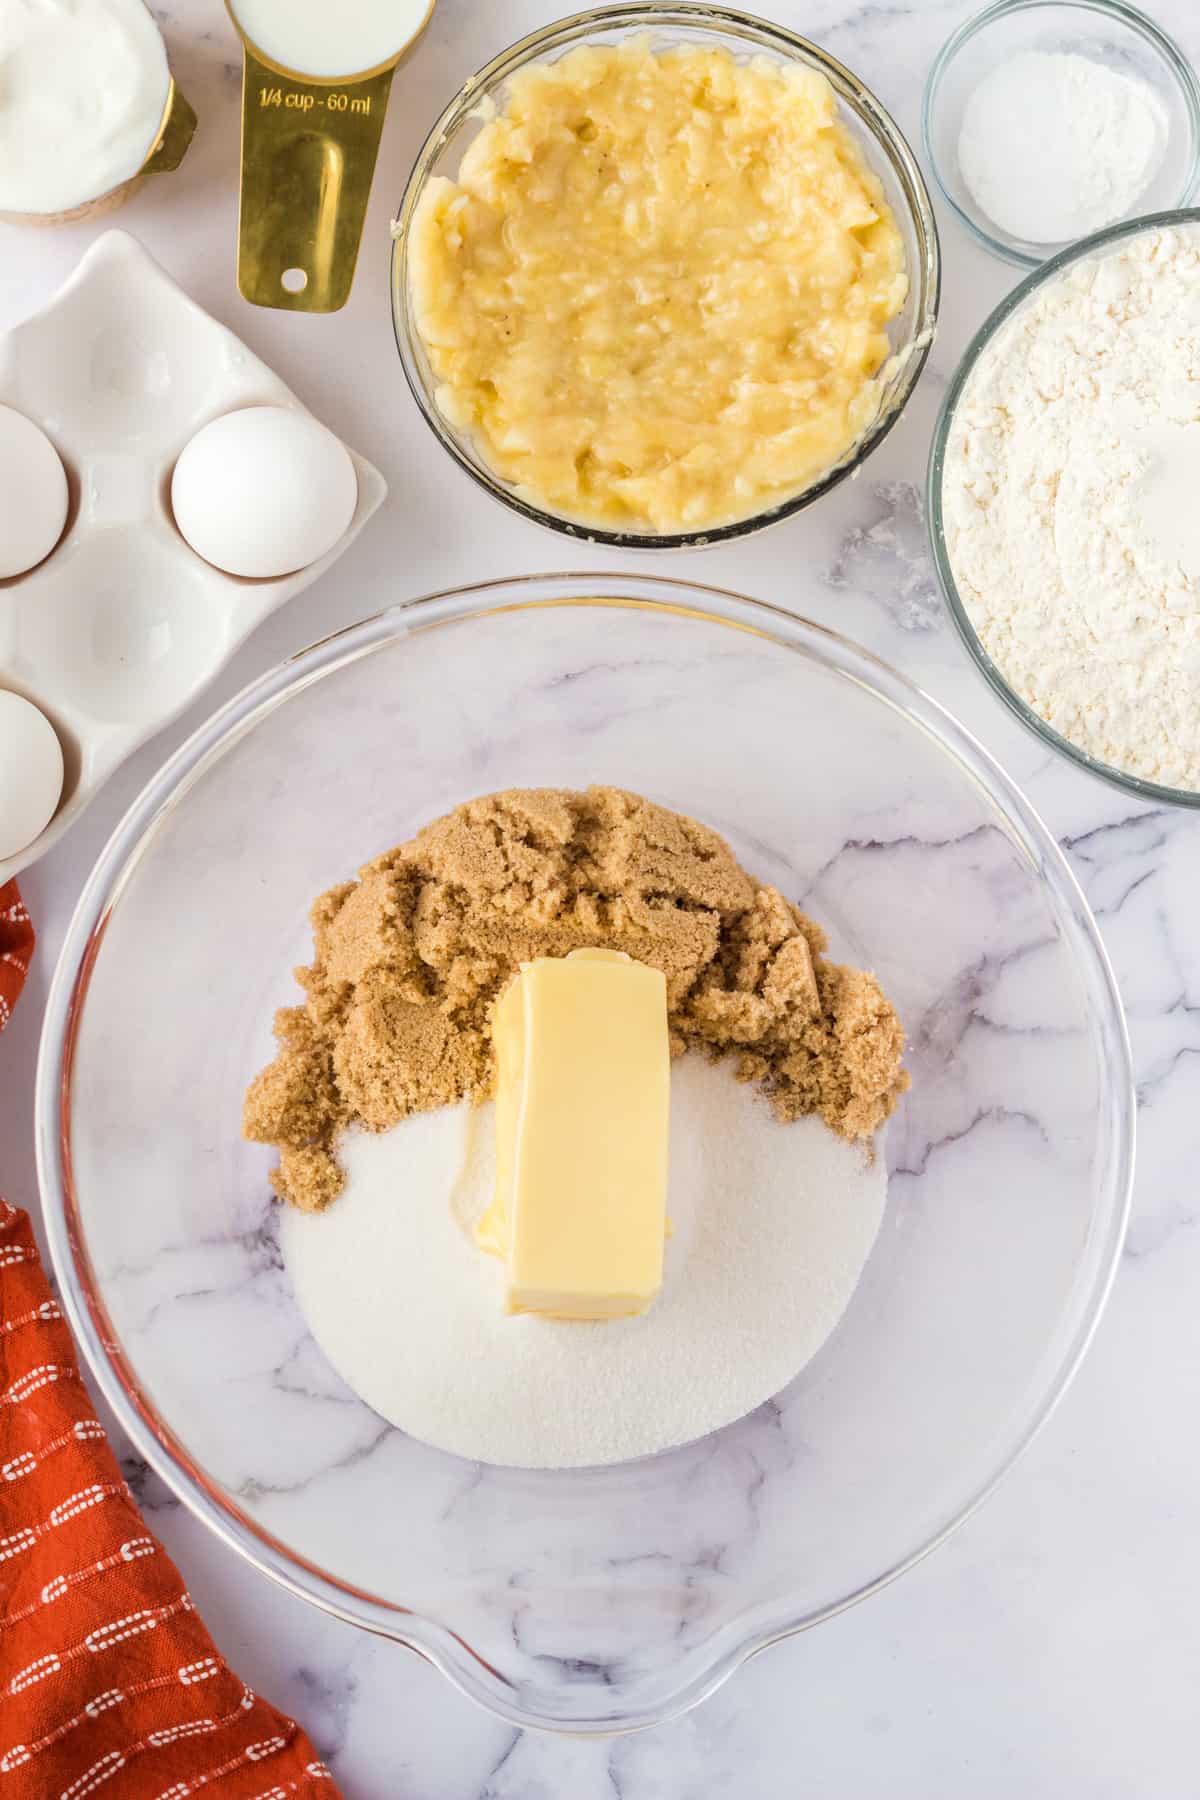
[236,47,395,313]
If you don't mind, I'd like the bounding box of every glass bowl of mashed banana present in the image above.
[391,4,940,547]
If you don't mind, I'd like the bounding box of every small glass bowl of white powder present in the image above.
[923,0,1200,267]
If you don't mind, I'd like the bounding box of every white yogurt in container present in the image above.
[0,0,171,216]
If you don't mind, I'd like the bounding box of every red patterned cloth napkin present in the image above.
[0,881,34,1031]
[0,881,343,1798]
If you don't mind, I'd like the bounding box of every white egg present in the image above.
[0,405,69,579]
[171,406,358,579]
[0,691,64,861]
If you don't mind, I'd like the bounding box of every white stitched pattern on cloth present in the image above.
[149,1725,309,1798]
[11,1652,62,1693]
[50,1484,125,1528]
[1,1296,63,1335]
[3,1658,269,1783]
[60,1747,126,1798]
[3,1540,159,1633]
[84,1605,171,1653]
[0,1482,133,1570]
[246,1737,290,1762]
[83,1691,124,1719]
[6,1596,193,1698]
[2,1434,119,1504]
[4,1363,81,1404]
[177,1658,221,1686]
[147,1720,218,1748]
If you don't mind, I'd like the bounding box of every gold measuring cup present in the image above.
[226,1,436,312]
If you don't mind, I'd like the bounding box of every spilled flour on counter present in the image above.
[282,1057,887,1468]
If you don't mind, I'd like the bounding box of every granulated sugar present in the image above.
[282,1056,887,1468]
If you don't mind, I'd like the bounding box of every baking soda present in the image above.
[957,51,1166,245]
[282,1056,887,1469]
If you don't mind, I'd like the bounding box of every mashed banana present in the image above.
[408,40,908,533]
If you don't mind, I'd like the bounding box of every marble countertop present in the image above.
[2,1,1197,1793]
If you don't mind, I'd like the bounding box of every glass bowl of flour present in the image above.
[37,575,1133,1732]
[932,208,1200,805]
[923,0,1200,267]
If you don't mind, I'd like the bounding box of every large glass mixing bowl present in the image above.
[37,575,1133,1733]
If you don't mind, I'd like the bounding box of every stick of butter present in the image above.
[476,948,670,1320]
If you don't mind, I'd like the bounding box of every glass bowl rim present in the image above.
[36,572,1134,1733]
[928,205,1200,808]
[921,0,1200,270]
[388,0,941,551]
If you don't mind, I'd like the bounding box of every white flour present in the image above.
[282,1057,887,1469]
[957,51,1166,245]
[944,223,1200,792]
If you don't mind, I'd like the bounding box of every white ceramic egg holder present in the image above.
[0,231,387,882]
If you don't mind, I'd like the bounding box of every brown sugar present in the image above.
[243,787,909,1210]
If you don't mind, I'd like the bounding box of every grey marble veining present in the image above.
[2,0,1199,1794]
